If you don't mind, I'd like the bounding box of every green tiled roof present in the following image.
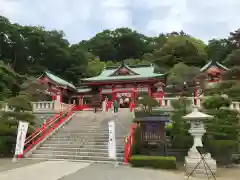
[77,88,91,93]
[44,71,76,90]
[200,60,229,72]
[82,64,165,82]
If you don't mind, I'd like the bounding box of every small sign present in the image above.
[14,121,29,156]
[108,120,116,159]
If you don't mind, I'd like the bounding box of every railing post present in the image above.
[42,120,47,136]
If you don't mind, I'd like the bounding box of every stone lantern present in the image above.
[183,107,217,177]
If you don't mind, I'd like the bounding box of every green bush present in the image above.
[131,125,142,155]
[134,111,167,117]
[129,155,177,169]
[203,95,231,109]
[203,139,238,165]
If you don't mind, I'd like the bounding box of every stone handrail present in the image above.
[1,101,71,112]
[32,101,54,112]
[156,97,240,111]
[60,103,71,110]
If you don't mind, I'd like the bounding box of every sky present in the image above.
[1,0,240,44]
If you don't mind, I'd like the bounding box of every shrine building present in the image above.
[38,62,167,109]
[200,60,229,87]
[38,60,229,110]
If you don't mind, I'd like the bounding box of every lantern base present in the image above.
[185,156,217,178]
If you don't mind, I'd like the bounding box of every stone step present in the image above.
[64,122,105,126]
[59,129,108,133]
[30,154,124,162]
[61,126,103,130]
[48,136,108,140]
[33,150,123,157]
[49,134,119,139]
[38,147,124,153]
[44,140,110,146]
[41,143,124,149]
[47,138,109,142]
[50,134,126,140]
[56,132,109,136]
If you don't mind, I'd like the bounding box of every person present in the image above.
[113,99,118,113]
[102,97,107,112]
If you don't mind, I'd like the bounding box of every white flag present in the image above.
[108,120,116,159]
[14,121,29,156]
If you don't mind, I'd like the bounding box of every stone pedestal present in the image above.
[185,152,217,177]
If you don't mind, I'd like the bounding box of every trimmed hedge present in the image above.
[129,155,177,169]
[134,111,168,118]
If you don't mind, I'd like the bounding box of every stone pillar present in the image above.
[79,96,83,105]
[54,92,61,111]
[183,107,217,178]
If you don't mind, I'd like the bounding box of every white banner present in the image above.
[14,121,29,155]
[108,120,116,159]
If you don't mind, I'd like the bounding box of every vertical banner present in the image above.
[14,121,29,156]
[108,120,116,159]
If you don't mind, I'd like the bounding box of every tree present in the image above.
[0,61,21,99]
[203,95,231,110]
[166,63,206,96]
[0,109,36,156]
[202,96,240,164]
[85,57,105,77]
[150,35,207,68]
[205,39,235,63]
[224,49,240,67]
[169,97,193,149]
[136,95,159,112]
[229,29,240,47]
[19,77,49,101]
[206,67,240,100]
[5,95,32,112]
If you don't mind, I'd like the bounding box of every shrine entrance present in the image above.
[116,92,132,108]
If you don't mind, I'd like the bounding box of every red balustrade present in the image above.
[106,101,112,112]
[72,104,89,111]
[124,123,137,163]
[17,104,75,159]
[129,102,135,112]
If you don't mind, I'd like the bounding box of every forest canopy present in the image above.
[0,15,240,100]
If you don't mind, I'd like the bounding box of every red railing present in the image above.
[129,102,135,112]
[106,101,112,112]
[124,122,137,163]
[72,104,89,111]
[17,104,75,159]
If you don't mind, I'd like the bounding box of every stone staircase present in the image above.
[27,109,133,162]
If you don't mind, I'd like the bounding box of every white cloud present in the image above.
[0,0,240,43]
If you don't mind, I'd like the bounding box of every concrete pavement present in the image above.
[0,160,188,180]
[0,160,91,180]
[0,159,239,180]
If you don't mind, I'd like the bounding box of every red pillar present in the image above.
[148,85,152,97]
[52,94,56,101]
[132,87,137,101]
[112,86,116,101]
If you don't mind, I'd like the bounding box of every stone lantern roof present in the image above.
[183,107,213,120]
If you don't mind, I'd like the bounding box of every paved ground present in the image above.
[0,158,44,172]
[0,159,239,180]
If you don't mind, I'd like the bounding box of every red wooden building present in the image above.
[37,60,229,109]
[38,62,167,109]
[200,60,229,84]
